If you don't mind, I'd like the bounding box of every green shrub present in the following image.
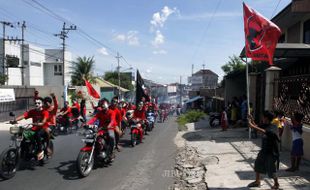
[184,110,205,123]
[176,110,205,131]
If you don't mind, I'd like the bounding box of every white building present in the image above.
[188,69,218,91]
[0,40,72,86]
[23,44,45,86]
[0,40,22,85]
[44,49,72,86]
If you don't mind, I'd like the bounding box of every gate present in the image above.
[0,87,35,122]
[273,74,310,124]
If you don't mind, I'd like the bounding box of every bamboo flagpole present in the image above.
[245,57,251,139]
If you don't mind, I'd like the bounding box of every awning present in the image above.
[240,43,310,59]
[184,96,203,104]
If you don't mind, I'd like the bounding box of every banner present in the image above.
[243,3,282,65]
[0,89,15,103]
[136,70,149,104]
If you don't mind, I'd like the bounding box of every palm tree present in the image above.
[70,56,96,86]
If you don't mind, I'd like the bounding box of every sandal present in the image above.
[271,184,279,189]
[247,181,261,188]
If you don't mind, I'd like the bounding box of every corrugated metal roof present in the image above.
[95,78,130,92]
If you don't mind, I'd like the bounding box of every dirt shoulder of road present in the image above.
[173,118,310,190]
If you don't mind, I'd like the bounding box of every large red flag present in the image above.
[243,3,282,65]
[84,79,100,99]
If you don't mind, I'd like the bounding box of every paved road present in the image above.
[0,117,178,190]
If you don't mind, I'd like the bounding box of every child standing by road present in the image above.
[286,112,304,172]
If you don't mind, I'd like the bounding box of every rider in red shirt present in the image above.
[14,97,49,160]
[43,93,58,155]
[133,101,146,141]
[109,97,122,151]
[59,101,72,128]
[87,99,117,159]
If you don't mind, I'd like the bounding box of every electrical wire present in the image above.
[190,0,222,63]
[25,0,131,67]
[271,0,282,19]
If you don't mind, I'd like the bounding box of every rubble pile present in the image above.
[173,146,208,190]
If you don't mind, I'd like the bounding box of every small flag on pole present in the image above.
[84,79,100,99]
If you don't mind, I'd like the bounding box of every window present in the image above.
[303,19,310,44]
[54,64,63,76]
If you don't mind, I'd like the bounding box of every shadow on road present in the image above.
[50,160,80,180]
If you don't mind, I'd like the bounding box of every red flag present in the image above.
[243,3,282,65]
[84,79,100,99]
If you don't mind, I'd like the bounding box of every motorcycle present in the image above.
[0,113,54,180]
[130,122,143,147]
[53,115,71,135]
[146,112,155,131]
[76,125,113,177]
[209,112,221,127]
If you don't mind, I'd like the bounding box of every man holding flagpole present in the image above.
[243,2,282,189]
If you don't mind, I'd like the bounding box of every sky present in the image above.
[0,0,291,84]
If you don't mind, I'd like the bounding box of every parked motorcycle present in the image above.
[209,112,221,127]
[0,113,54,180]
[76,125,113,177]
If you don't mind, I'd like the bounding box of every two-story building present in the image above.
[188,69,218,91]
[0,41,72,86]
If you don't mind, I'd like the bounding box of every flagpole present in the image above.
[246,57,251,139]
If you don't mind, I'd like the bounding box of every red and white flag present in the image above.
[243,2,282,65]
[84,79,100,99]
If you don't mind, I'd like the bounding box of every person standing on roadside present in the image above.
[247,111,280,190]
[286,112,304,172]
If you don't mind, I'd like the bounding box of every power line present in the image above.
[190,0,222,62]
[24,0,131,66]
[271,0,282,18]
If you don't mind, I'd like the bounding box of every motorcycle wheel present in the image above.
[0,147,19,180]
[77,151,94,177]
[131,133,137,147]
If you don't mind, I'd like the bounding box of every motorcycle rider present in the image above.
[87,99,117,160]
[13,97,49,160]
[133,101,146,141]
[43,93,58,155]
[120,101,128,135]
[109,97,122,151]
[59,101,72,129]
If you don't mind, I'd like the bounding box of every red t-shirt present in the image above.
[87,109,117,129]
[24,109,49,131]
[121,108,127,117]
[110,106,122,125]
[73,102,80,112]
[134,109,146,120]
[44,96,58,126]
[60,106,72,117]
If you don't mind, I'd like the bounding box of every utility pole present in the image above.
[18,21,26,86]
[116,52,122,98]
[55,22,76,86]
[179,76,182,105]
[192,64,194,75]
[1,21,13,84]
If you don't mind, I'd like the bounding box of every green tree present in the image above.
[0,74,8,85]
[70,56,96,86]
[221,55,246,75]
[104,71,133,91]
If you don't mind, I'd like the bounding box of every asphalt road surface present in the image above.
[0,117,178,190]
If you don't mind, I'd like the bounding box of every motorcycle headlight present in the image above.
[10,126,21,134]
